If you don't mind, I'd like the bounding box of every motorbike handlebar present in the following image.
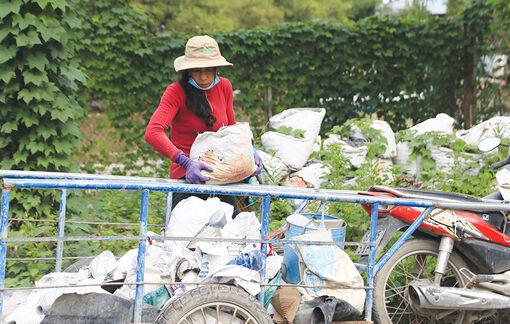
[490,157,510,170]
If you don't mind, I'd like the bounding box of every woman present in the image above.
[145,35,263,211]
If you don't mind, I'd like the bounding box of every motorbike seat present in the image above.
[369,186,481,203]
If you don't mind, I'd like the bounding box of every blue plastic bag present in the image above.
[227,250,264,271]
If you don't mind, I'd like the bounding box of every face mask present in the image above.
[188,76,220,91]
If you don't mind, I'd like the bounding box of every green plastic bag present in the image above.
[263,271,281,309]
[143,285,171,310]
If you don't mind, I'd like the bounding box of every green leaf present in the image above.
[11,13,39,30]
[0,120,18,133]
[0,0,21,19]
[60,66,86,83]
[16,30,42,47]
[0,65,16,83]
[22,70,48,86]
[25,52,49,72]
[0,45,17,64]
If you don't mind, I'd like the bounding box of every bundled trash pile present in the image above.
[4,195,364,324]
[257,109,510,190]
[5,108,510,324]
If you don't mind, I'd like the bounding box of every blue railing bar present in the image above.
[0,170,181,183]
[7,178,509,212]
[1,189,11,323]
[55,189,67,272]
[163,191,173,241]
[374,207,433,275]
[0,235,371,245]
[364,203,379,321]
[9,218,163,227]
[134,190,149,323]
[258,195,271,304]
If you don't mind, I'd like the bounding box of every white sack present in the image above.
[89,250,117,281]
[370,120,397,158]
[261,132,315,170]
[395,141,421,176]
[409,113,456,136]
[166,196,234,240]
[429,145,482,173]
[291,163,330,189]
[496,168,510,201]
[290,230,366,312]
[203,265,261,296]
[257,150,290,184]
[269,108,326,139]
[190,123,256,185]
[6,272,107,324]
[313,135,322,154]
[456,116,510,146]
[323,135,368,168]
[123,242,199,298]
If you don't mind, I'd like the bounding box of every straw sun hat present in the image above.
[173,35,233,72]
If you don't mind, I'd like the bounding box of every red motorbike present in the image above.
[356,137,510,324]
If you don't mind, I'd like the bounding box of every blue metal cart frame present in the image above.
[1,170,509,323]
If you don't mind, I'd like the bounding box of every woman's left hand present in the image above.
[252,152,264,177]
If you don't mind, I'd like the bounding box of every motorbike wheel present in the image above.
[373,239,468,324]
[153,285,273,324]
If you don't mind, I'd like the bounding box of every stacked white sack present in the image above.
[269,108,326,139]
[456,116,510,146]
[396,113,456,175]
[262,108,326,171]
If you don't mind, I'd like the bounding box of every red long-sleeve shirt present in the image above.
[144,77,236,179]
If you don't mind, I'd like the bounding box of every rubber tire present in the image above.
[154,285,273,324]
[373,239,468,324]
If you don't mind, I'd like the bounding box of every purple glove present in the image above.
[174,152,213,184]
[252,152,264,177]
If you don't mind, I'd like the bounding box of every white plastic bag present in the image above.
[370,120,397,158]
[456,116,510,146]
[261,132,315,170]
[257,150,290,184]
[290,163,330,189]
[290,230,366,312]
[166,196,234,240]
[190,123,256,185]
[496,168,510,201]
[323,135,368,168]
[269,108,326,139]
[409,113,456,136]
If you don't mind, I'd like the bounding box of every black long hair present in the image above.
[178,70,216,129]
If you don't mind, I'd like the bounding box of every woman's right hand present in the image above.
[174,152,213,184]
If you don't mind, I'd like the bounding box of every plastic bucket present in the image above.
[282,213,346,284]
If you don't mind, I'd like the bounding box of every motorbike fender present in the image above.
[357,216,409,264]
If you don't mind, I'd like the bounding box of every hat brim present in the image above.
[174,55,233,72]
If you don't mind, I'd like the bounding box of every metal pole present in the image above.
[163,191,172,241]
[258,195,271,304]
[375,206,433,275]
[1,186,12,321]
[364,203,379,322]
[134,189,149,323]
[55,189,67,272]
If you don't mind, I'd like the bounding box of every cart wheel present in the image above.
[154,285,272,324]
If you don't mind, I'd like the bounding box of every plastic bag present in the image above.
[323,135,368,168]
[227,250,264,271]
[409,113,456,136]
[290,163,330,189]
[269,108,326,139]
[290,230,366,312]
[261,132,315,170]
[257,150,291,184]
[190,122,256,185]
[456,116,510,146]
